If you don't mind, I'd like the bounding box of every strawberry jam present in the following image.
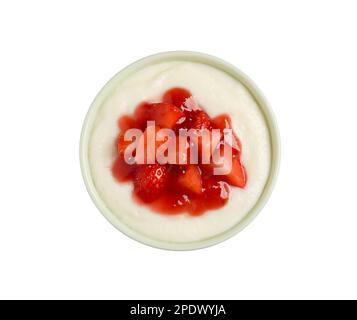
[111,87,247,216]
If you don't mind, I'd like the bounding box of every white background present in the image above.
[0,0,356,300]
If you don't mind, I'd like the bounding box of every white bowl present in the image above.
[80,51,280,250]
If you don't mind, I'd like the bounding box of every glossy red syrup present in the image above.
[112,88,246,216]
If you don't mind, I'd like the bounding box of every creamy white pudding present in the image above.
[88,60,271,244]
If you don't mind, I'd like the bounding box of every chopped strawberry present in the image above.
[231,134,242,153]
[191,111,211,130]
[112,156,135,182]
[211,114,232,130]
[210,144,246,188]
[112,87,248,215]
[117,134,133,156]
[225,156,247,188]
[198,130,221,163]
[163,87,192,107]
[175,112,194,131]
[211,114,241,152]
[174,134,190,164]
[203,177,231,208]
[134,164,170,202]
[135,102,184,129]
[135,125,162,164]
[177,165,203,194]
[185,111,212,161]
[133,102,150,129]
[118,115,139,132]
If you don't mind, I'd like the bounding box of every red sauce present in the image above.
[111,88,246,216]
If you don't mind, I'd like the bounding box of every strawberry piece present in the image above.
[210,144,246,188]
[135,125,163,164]
[211,114,241,152]
[203,178,230,208]
[135,102,184,129]
[211,114,232,130]
[198,130,221,163]
[134,164,170,202]
[163,88,192,107]
[175,134,190,165]
[175,112,194,131]
[231,134,242,153]
[225,156,247,188]
[177,165,203,194]
[133,102,151,129]
[112,156,135,182]
[187,111,212,161]
[118,115,139,132]
[117,134,133,156]
[191,111,211,130]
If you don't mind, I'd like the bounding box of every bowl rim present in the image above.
[80,51,281,251]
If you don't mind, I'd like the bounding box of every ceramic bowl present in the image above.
[80,51,280,250]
